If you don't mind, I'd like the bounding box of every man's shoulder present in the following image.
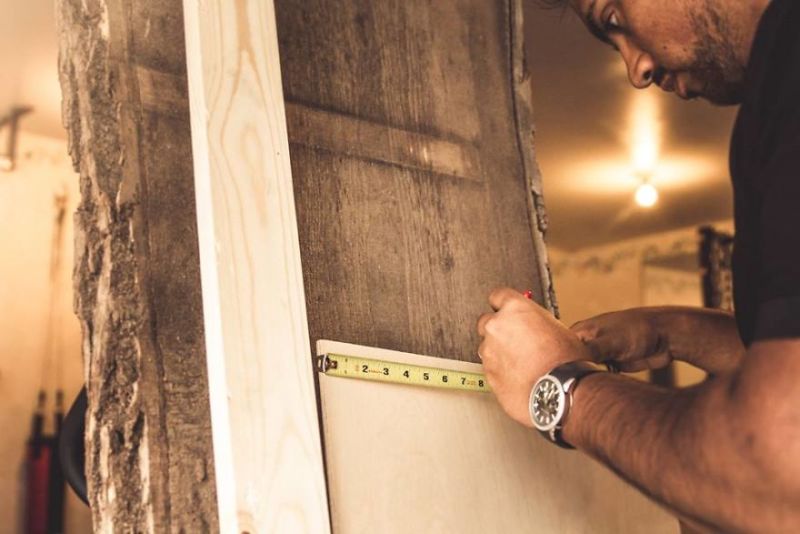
[731,0,800,189]
[742,0,800,129]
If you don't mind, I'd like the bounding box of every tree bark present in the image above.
[56,0,218,530]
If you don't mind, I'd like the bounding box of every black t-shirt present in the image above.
[731,0,800,347]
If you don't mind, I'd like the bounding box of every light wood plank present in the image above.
[318,340,679,534]
[183,1,330,532]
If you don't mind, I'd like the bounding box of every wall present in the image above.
[0,131,91,532]
[550,221,734,387]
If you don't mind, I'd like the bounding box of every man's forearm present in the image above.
[563,373,726,529]
[651,307,745,374]
[562,348,800,532]
[571,307,745,375]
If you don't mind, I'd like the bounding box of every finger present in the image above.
[570,319,600,340]
[477,340,493,367]
[581,333,635,362]
[615,359,648,373]
[643,352,673,371]
[616,352,672,373]
[488,287,525,311]
[570,311,621,336]
[476,312,494,337]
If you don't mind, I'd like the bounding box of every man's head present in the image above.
[545,0,770,105]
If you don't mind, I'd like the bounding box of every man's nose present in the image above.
[622,47,655,89]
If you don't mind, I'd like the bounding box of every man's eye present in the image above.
[605,12,621,31]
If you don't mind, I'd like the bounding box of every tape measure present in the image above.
[318,353,491,393]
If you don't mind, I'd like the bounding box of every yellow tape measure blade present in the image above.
[319,353,491,393]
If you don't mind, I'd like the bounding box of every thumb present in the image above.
[571,320,598,342]
[579,331,639,363]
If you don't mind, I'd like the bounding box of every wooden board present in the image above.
[318,340,679,534]
[58,0,218,528]
[182,0,330,531]
[276,0,555,363]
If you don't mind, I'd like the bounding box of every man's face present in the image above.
[572,0,745,105]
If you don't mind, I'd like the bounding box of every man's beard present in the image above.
[688,1,747,105]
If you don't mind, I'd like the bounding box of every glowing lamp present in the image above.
[634,182,659,208]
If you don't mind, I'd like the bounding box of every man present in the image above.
[477,0,800,531]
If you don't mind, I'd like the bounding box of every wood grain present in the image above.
[182,0,330,532]
[136,65,190,116]
[318,340,679,534]
[285,102,482,181]
[58,0,218,529]
[276,0,554,363]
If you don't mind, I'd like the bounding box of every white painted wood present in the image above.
[318,340,679,534]
[183,1,330,532]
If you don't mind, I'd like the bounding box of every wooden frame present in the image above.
[182,1,330,531]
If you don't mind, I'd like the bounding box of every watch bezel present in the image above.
[529,374,566,432]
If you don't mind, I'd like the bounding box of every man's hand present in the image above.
[571,307,745,376]
[476,287,590,427]
[570,309,669,373]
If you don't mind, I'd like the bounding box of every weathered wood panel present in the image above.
[276,0,555,363]
[182,0,331,531]
[57,0,217,530]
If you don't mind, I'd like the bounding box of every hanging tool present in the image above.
[24,193,68,533]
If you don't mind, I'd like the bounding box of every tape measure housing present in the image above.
[319,353,491,393]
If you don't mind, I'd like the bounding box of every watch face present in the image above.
[530,376,565,431]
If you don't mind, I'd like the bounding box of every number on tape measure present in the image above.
[319,353,491,393]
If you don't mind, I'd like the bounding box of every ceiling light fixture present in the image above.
[634,181,659,208]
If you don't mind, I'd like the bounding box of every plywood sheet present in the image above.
[318,340,678,534]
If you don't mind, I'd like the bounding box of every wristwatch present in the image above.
[529,361,610,449]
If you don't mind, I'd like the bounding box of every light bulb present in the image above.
[635,182,658,208]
